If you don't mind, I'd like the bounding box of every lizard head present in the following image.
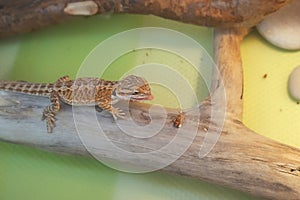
[115,75,154,101]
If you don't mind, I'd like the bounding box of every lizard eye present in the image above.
[132,91,139,95]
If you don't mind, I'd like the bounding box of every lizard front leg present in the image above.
[42,91,60,133]
[97,98,125,120]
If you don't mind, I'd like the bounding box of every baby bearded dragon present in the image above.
[0,75,153,133]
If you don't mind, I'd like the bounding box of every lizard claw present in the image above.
[46,120,55,133]
[42,115,56,133]
[112,107,126,120]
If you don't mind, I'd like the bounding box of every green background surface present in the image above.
[1,14,299,200]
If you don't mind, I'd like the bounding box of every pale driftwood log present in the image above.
[1,27,300,200]
[0,0,292,37]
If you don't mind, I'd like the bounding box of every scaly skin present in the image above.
[0,75,153,133]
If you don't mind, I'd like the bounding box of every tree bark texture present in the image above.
[0,0,292,37]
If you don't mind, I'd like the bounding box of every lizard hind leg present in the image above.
[42,91,60,133]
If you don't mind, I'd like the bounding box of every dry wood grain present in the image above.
[1,91,300,199]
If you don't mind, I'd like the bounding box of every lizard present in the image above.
[0,75,153,133]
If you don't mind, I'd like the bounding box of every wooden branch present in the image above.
[1,91,300,199]
[0,0,292,37]
[212,28,248,119]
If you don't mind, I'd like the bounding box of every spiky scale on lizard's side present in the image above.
[0,75,153,133]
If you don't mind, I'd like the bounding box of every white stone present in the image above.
[288,66,300,100]
[257,0,300,50]
[64,1,98,16]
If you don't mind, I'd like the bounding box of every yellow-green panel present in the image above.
[242,30,300,148]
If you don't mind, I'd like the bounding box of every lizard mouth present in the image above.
[131,94,154,101]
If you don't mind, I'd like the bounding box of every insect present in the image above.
[262,73,268,79]
[173,111,185,128]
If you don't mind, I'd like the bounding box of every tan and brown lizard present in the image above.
[0,75,153,133]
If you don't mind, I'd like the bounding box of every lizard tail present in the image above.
[0,80,53,96]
